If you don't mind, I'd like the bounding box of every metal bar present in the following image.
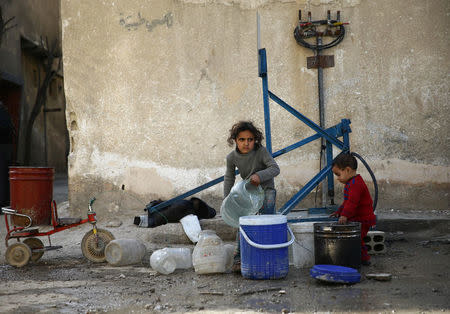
[279,164,332,215]
[326,140,335,205]
[315,37,328,207]
[272,123,344,158]
[268,91,345,149]
[308,206,338,214]
[259,49,272,154]
[258,48,267,77]
[342,119,350,152]
[148,170,239,213]
[8,219,90,239]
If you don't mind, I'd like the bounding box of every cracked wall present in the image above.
[61,0,449,215]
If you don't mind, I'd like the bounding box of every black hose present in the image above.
[350,152,378,212]
[294,24,346,51]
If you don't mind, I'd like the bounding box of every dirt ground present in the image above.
[0,211,449,314]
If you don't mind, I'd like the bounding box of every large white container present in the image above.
[150,248,192,275]
[105,239,147,266]
[220,180,265,228]
[192,230,234,274]
[290,222,315,268]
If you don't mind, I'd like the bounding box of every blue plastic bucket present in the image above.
[239,215,295,280]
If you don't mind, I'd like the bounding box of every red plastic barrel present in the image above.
[9,167,54,226]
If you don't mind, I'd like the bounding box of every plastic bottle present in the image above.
[192,230,235,274]
[150,248,192,275]
[180,214,202,243]
[105,239,147,266]
[220,179,265,228]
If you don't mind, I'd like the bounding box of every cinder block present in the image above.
[363,230,386,254]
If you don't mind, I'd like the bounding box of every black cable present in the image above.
[350,152,378,212]
[293,24,346,51]
[314,148,323,207]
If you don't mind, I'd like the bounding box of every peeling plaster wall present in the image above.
[61,0,449,215]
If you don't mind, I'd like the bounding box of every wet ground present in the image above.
[0,216,449,313]
[1,177,449,313]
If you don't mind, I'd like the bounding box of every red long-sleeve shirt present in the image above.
[336,174,376,226]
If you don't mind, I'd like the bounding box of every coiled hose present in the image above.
[293,24,346,50]
[350,152,378,212]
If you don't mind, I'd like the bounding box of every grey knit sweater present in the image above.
[224,146,280,197]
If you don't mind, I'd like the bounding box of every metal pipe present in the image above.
[326,140,335,205]
[259,49,272,154]
[316,37,327,206]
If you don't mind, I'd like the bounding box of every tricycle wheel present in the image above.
[81,228,115,263]
[23,238,44,262]
[6,242,31,267]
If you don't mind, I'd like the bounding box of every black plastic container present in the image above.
[314,222,361,269]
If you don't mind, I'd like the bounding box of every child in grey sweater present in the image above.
[224,121,280,272]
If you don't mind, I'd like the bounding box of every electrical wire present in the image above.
[293,24,346,51]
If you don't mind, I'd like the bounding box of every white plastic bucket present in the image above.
[290,222,315,268]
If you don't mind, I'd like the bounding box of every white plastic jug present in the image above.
[221,179,265,228]
[105,239,147,266]
[150,248,192,275]
[180,214,202,243]
[192,230,234,274]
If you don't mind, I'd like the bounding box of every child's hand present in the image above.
[250,174,261,186]
[338,215,348,224]
[329,212,339,218]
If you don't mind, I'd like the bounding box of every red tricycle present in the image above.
[2,198,114,267]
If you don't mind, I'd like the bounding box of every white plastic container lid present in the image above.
[239,214,287,226]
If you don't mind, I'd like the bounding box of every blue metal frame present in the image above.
[260,49,272,154]
[258,48,350,216]
[147,48,352,217]
[147,119,350,213]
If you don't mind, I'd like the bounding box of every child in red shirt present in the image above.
[330,152,376,265]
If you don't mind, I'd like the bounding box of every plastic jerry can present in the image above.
[192,230,234,274]
[150,248,192,275]
[105,239,147,266]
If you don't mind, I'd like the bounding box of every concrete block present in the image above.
[364,230,386,254]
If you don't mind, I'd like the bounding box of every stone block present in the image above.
[363,230,386,254]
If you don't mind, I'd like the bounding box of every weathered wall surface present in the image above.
[61,0,449,215]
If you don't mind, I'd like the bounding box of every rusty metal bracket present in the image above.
[307,55,335,69]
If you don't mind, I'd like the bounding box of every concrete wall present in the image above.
[0,0,68,172]
[61,0,449,215]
